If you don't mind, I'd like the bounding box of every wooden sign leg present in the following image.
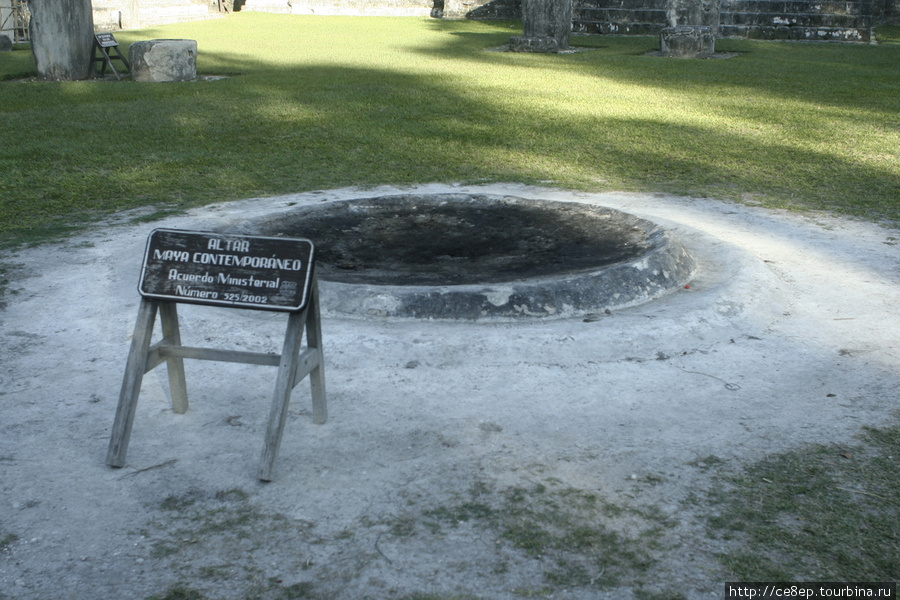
[258,308,308,481]
[158,302,189,414]
[306,279,327,425]
[107,299,159,467]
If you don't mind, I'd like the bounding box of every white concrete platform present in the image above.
[1,183,898,598]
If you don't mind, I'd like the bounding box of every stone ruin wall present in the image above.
[459,0,898,42]
[5,0,893,42]
[572,0,891,42]
[248,0,898,42]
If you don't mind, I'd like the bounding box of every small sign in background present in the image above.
[95,33,119,48]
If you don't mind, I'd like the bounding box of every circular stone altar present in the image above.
[232,194,696,319]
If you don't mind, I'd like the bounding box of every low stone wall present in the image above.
[439,0,520,18]
[77,0,898,42]
[92,0,221,30]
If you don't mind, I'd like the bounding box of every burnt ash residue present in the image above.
[251,194,654,286]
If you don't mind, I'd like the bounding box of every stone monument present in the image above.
[0,35,11,52]
[129,39,198,82]
[26,0,94,80]
[509,0,573,53]
[660,0,719,58]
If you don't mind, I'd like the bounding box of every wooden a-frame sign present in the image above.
[93,33,131,80]
[106,229,326,481]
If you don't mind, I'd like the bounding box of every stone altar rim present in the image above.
[227,193,697,320]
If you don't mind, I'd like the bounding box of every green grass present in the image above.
[145,487,323,599]
[1,14,899,246]
[423,480,669,590]
[876,24,900,44]
[707,425,900,581]
[0,531,19,550]
[147,585,208,600]
[120,428,900,598]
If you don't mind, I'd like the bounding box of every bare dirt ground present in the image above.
[1,183,898,600]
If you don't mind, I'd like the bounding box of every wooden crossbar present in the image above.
[150,345,283,369]
[106,276,326,481]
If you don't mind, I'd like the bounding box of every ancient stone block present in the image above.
[660,25,717,56]
[509,0,573,52]
[668,0,720,26]
[129,39,197,82]
[28,0,95,80]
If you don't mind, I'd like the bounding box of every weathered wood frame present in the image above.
[106,274,326,481]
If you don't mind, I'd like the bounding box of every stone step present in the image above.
[720,11,871,27]
[720,23,871,39]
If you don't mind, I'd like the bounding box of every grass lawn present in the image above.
[0,15,898,245]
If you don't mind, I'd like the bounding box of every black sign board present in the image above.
[139,229,315,312]
[95,33,119,48]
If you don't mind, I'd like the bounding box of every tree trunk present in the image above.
[27,0,95,80]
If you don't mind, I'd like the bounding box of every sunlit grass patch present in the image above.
[1,15,898,246]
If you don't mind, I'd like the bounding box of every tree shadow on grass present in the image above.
[1,16,898,245]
